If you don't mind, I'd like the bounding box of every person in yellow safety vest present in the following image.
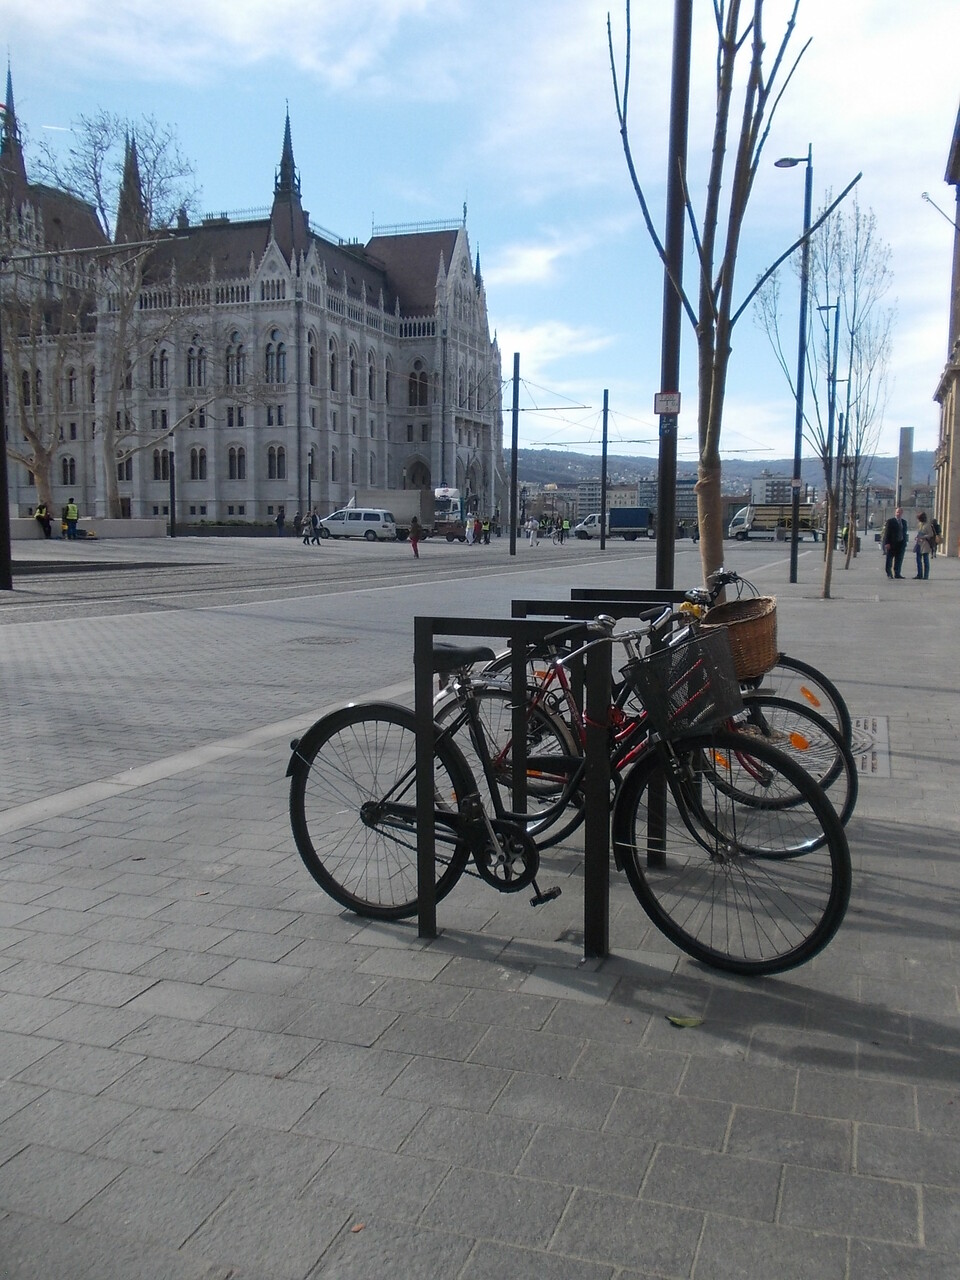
[34,502,52,538]
[481,517,491,545]
[560,517,570,544]
[65,498,79,540]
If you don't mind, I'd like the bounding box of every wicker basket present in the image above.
[699,596,778,681]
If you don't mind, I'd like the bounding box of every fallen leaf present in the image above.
[666,1015,704,1029]
[351,1224,365,1234]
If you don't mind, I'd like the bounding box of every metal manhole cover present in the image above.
[851,714,890,777]
[294,636,358,646]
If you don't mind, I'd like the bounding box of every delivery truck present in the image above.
[572,507,654,541]
[727,503,821,541]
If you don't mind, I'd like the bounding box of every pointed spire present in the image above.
[115,131,148,242]
[269,108,308,261]
[475,248,482,290]
[0,57,25,181]
[275,106,300,197]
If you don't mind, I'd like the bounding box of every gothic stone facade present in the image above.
[2,98,503,527]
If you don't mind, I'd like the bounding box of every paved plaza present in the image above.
[0,532,958,1278]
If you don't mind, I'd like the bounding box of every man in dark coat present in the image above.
[882,506,907,579]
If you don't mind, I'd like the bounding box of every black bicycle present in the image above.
[288,624,851,976]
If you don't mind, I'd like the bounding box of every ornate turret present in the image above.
[0,60,26,185]
[115,132,148,242]
[269,109,309,260]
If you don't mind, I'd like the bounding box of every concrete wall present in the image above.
[12,518,167,541]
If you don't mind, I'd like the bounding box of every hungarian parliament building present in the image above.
[1,71,504,527]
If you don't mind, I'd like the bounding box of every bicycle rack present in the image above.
[413,615,612,958]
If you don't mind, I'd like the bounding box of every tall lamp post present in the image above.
[775,145,813,585]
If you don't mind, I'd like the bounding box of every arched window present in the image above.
[88,367,96,404]
[159,349,169,389]
[228,447,238,480]
[329,338,338,392]
[117,456,132,482]
[61,456,76,485]
[368,452,376,485]
[190,448,200,480]
[308,342,317,387]
[330,447,338,483]
[458,367,465,408]
[267,446,277,480]
[226,332,245,386]
[124,360,133,391]
[187,341,205,388]
[384,360,392,405]
[67,368,77,405]
[277,342,286,383]
[153,449,162,481]
[198,448,207,480]
[351,450,358,484]
[277,445,286,479]
[349,350,358,397]
[21,370,30,406]
[408,360,429,409]
[35,370,41,408]
[237,446,246,480]
[265,343,275,384]
[149,352,158,389]
[368,353,375,400]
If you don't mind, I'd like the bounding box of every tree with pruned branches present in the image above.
[608,0,859,579]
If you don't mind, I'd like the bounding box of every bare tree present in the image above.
[34,111,199,516]
[608,0,858,579]
[755,197,894,595]
[0,255,98,510]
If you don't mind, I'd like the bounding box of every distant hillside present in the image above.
[510,448,935,494]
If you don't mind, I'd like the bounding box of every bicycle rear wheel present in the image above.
[735,694,858,826]
[434,685,586,849]
[288,702,473,919]
[612,729,851,975]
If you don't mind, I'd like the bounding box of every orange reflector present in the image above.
[788,732,811,750]
[800,686,822,708]
[709,751,731,770]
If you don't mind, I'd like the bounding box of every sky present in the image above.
[3,0,957,467]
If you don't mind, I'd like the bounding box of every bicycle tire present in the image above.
[735,694,858,827]
[288,702,473,919]
[433,684,586,849]
[612,728,851,975]
[745,654,853,748]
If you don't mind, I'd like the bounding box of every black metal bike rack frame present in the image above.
[413,615,612,958]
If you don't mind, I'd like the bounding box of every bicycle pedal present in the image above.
[529,884,562,907]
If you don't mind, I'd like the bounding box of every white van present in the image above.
[318,508,397,541]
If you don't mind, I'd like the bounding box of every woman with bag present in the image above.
[914,512,934,580]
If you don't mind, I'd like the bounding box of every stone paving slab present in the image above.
[0,540,958,1276]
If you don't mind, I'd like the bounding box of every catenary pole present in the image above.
[655,0,692,589]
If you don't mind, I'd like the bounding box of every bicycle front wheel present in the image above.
[745,654,853,748]
[735,694,858,827]
[612,729,851,975]
[288,703,473,919]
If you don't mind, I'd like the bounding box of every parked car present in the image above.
[318,508,397,541]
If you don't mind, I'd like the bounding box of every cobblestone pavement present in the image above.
[0,534,958,1278]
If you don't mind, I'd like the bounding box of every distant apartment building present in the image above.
[750,473,794,503]
[575,482,636,520]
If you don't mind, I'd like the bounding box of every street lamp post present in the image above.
[775,145,813,585]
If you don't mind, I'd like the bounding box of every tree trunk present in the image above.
[696,459,725,581]
[821,490,839,599]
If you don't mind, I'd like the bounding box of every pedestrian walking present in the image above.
[526,515,539,547]
[64,498,79,540]
[310,510,321,544]
[293,511,303,538]
[481,517,491,545]
[473,517,482,545]
[465,517,475,545]
[914,511,935,580]
[409,515,422,559]
[301,514,311,545]
[882,507,907,578]
[930,517,942,556]
[275,506,285,537]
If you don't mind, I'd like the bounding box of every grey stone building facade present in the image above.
[1,74,503,528]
